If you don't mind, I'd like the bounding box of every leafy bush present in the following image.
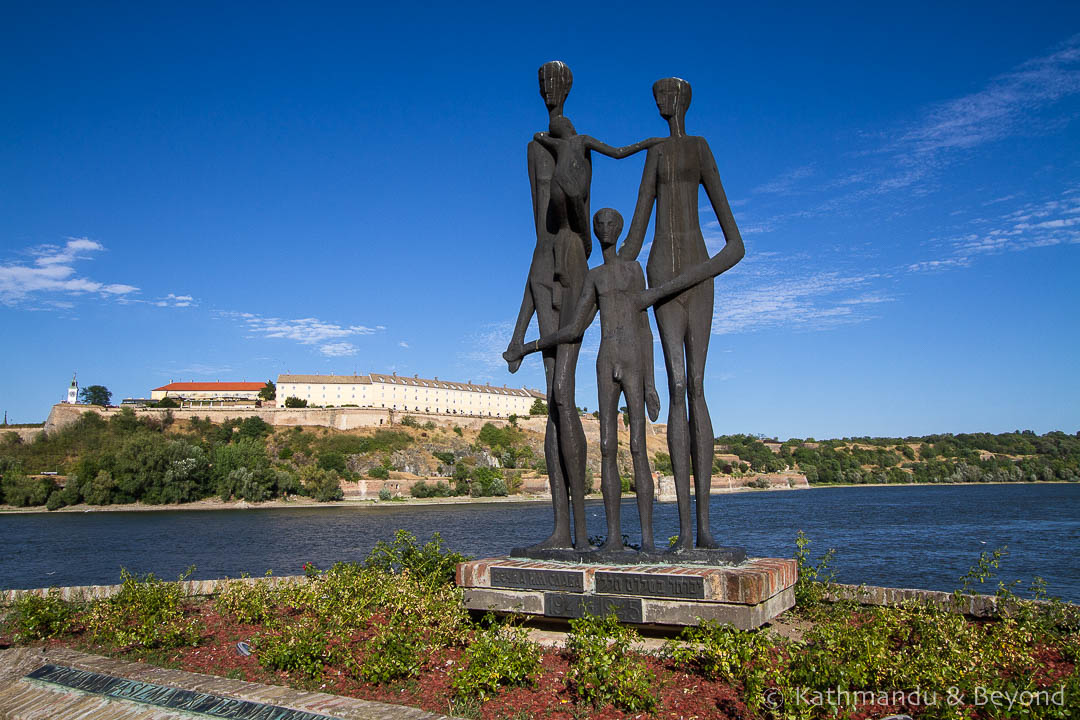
[5,590,77,642]
[410,479,453,498]
[377,487,392,501]
[358,625,423,683]
[317,451,347,473]
[400,415,419,428]
[214,576,278,624]
[298,465,343,502]
[84,568,201,649]
[237,416,272,440]
[529,398,547,415]
[794,530,836,611]
[368,465,390,479]
[284,396,308,408]
[565,613,656,713]
[255,619,341,679]
[468,466,507,497]
[666,621,779,713]
[364,530,468,589]
[451,618,542,701]
[1,470,54,507]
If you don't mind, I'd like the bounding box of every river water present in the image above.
[2,484,1078,601]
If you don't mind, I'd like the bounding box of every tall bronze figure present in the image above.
[619,77,746,551]
[507,62,658,551]
[506,61,591,550]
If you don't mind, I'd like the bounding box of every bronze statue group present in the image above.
[504,61,746,558]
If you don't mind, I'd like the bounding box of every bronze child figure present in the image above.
[506,208,661,552]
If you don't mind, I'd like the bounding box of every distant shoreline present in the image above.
[0,479,1073,515]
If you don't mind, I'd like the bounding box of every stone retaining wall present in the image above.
[0,574,306,605]
[44,403,515,435]
[0,427,45,443]
[7,574,1068,621]
[824,582,1070,618]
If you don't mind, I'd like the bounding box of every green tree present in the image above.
[258,381,276,401]
[529,398,547,415]
[79,385,112,406]
[284,396,308,408]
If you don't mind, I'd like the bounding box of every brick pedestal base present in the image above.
[456,557,796,630]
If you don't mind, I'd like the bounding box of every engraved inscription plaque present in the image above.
[544,592,643,623]
[25,664,337,720]
[491,567,585,592]
[594,571,706,599]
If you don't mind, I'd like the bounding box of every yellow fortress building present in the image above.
[276,373,544,418]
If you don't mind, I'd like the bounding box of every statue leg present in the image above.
[685,281,717,548]
[624,379,654,552]
[654,300,693,551]
[552,340,589,549]
[595,366,622,551]
[525,289,573,550]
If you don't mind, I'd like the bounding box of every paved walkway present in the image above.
[0,647,451,720]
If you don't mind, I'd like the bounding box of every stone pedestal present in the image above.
[456,557,796,630]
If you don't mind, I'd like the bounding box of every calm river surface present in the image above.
[2,484,1078,601]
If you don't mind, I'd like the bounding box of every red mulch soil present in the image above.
[7,599,1075,720]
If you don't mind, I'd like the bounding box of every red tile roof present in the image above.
[153,382,266,392]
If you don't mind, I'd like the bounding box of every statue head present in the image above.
[538,61,573,114]
[593,208,624,248]
[548,115,576,138]
[652,77,691,121]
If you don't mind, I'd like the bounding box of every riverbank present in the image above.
[3,478,1073,515]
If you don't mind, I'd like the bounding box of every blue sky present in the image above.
[2,2,1078,439]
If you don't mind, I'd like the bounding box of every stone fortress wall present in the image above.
[43,403,511,436]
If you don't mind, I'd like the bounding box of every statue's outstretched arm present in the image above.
[510,275,598,360]
[618,146,659,261]
[584,136,663,160]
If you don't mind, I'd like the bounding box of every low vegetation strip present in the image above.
[2,531,1077,719]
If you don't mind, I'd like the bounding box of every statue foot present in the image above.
[595,540,626,553]
[696,531,720,550]
[667,536,694,553]
[522,532,574,551]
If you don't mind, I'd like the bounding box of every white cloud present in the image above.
[320,342,358,357]
[460,321,515,372]
[751,165,815,195]
[155,293,195,308]
[908,193,1080,271]
[224,311,383,355]
[702,250,891,336]
[399,341,410,348]
[0,237,140,305]
[875,34,1080,193]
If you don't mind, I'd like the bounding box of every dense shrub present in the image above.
[451,619,542,701]
[255,619,341,679]
[410,479,453,498]
[84,568,201,649]
[5,590,77,642]
[298,465,343,502]
[214,576,278,624]
[566,613,656,713]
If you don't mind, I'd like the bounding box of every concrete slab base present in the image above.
[457,556,796,630]
[0,647,449,720]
